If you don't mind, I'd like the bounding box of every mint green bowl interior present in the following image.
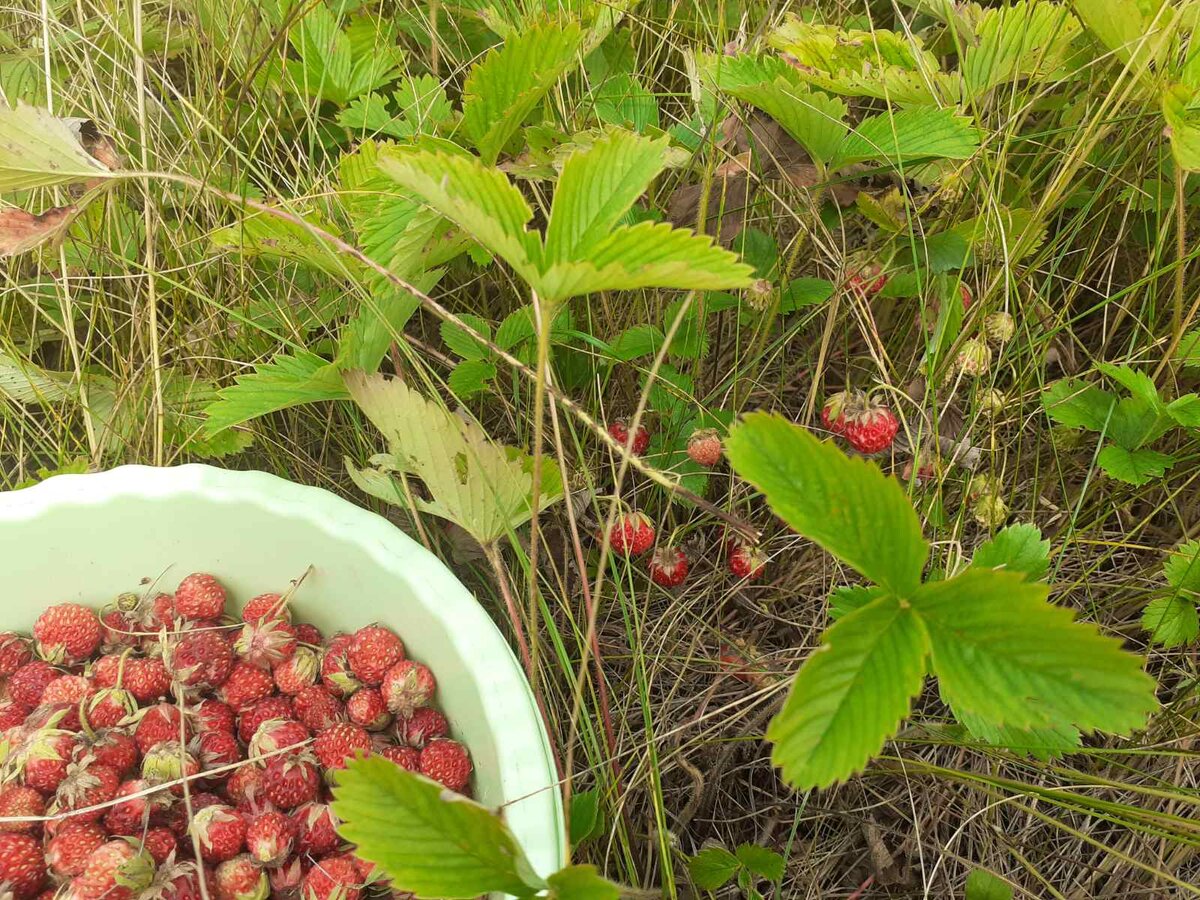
[0,464,564,886]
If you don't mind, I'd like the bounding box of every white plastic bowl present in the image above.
[0,464,564,883]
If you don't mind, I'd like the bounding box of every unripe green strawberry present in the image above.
[956,338,991,376]
[978,387,1006,417]
[985,311,1015,343]
[973,493,1009,528]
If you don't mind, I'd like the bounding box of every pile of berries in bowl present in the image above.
[0,573,470,900]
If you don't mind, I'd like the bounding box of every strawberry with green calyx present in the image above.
[824,390,898,454]
[73,838,156,900]
[244,810,295,868]
[846,262,887,296]
[273,648,320,696]
[955,338,991,376]
[214,855,269,900]
[301,855,361,900]
[34,604,102,666]
[174,574,227,622]
[347,689,391,731]
[380,661,435,718]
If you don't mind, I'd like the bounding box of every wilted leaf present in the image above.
[0,204,76,258]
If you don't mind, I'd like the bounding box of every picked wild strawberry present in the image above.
[20,731,79,793]
[52,760,121,822]
[174,574,228,621]
[135,703,189,755]
[9,660,58,708]
[0,700,28,731]
[46,822,107,879]
[102,778,167,836]
[34,603,101,665]
[293,623,322,645]
[125,657,172,704]
[0,833,46,899]
[262,754,320,809]
[607,418,649,455]
[191,805,247,863]
[686,429,722,467]
[313,723,371,770]
[606,511,655,556]
[647,546,688,587]
[0,633,33,676]
[234,619,297,671]
[381,661,435,717]
[248,718,309,760]
[419,738,472,792]
[141,741,201,793]
[293,685,344,732]
[237,696,295,743]
[142,827,177,865]
[245,810,295,867]
[273,648,319,696]
[220,662,274,711]
[347,689,391,731]
[293,803,339,856]
[41,673,93,706]
[380,745,420,771]
[213,854,268,900]
[319,634,360,699]
[241,593,290,625]
[167,629,234,692]
[346,625,405,687]
[301,855,361,900]
[727,540,767,581]
[397,707,448,748]
[85,687,137,729]
[0,785,45,833]
[74,839,156,900]
[87,729,139,776]
[224,765,265,809]
[269,859,305,897]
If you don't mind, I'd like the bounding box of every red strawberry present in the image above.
[135,704,189,755]
[244,810,294,868]
[846,262,887,295]
[0,785,44,833]
[143,827,177,864]
[40,674,92,707]
[46,822,106,878]
[419,739,471,792]
[220,663,274,712]
[292,804,339,857]
[174,574,228,622]
[99,602,138,650]
[396,707,448,748]
[126,657,172,703]
[293,624,322,646]
[346,626,405,688]
[0,702,29,731]
[85,688,137,730]
[224,765,265,809]
[0,833,46,898]
[237,697,294,744]
[686,429,722,466]
[33,604,101,665]
[141,593,178,631]
[154,861,206,900]
[9,661,58,708]
[214,855,268,900]
[346,690,391,731]
[380,745,420,771]
[607,418,649,455]
[821,391,848,435]
[141,741,200,794]
[167,630,234,692]
[727,540,767,581]
[606,511,655,556]
[74,839,156,900]
[273,649,319,696]
[318,635,359,699]
[52,760,120,823]
[234,620,297,671]
[20,731,79,793]
[301,856,360,900]
[193,729,243,773]
[241,594,290,625]
[248,719,309,761]
[380,662,435,718]
[293,686,343,732]
[191,805,246,863]
[0,634,32,677]
[842,406,898,454]
[262,754,319,810]
[102,778,169,836]
[960,282,973,309]
[269,858,306,897]
[194,699,237,735]
[85,729,138,776]
[312,723,370,771]
[91,653,123,689]
[647,546,688,587]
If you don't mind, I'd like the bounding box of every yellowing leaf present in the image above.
[344,371,564,545]
[0,103,114,191]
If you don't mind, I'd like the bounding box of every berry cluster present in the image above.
[0,574,471,900]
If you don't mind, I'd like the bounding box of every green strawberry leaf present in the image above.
[333,755,546,898]
[726,412,929,596]
[687,847,740,890]
[969,524,1050,581]
[735,844,785,881]
[913,569,1157,735]
[965,868,1014,900]
[568,789,604,846]
[1141,595,1199,648]
[545,865,621,900]
[1096,446,1175,485]
[1164,540,1200,594]
[767,595,930,789]
[1042,379,1115,432]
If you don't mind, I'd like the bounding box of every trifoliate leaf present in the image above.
[345,371,563,544]
[828,585,883,620]
[831,106,980,169]
[767,595,929,789]
[914,569,1157,735]
[726,412,929,596]
[1164,540,1200,594]
[1096,446,1175,485]
[333,755,546,899]
[447,360,497,398]
[687,847,740,891]
[1141,595,1199,648]
[1166,394,1200,428]
[1042,379,1116,431]
[956,705,1081,761]
[969,524,1050,581]
[608,324,665,361]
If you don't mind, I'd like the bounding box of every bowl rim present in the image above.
[0,463,565,880]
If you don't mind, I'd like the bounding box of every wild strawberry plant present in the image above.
[724,412,1157,788]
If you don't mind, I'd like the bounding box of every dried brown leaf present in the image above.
[0,205,77,258]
